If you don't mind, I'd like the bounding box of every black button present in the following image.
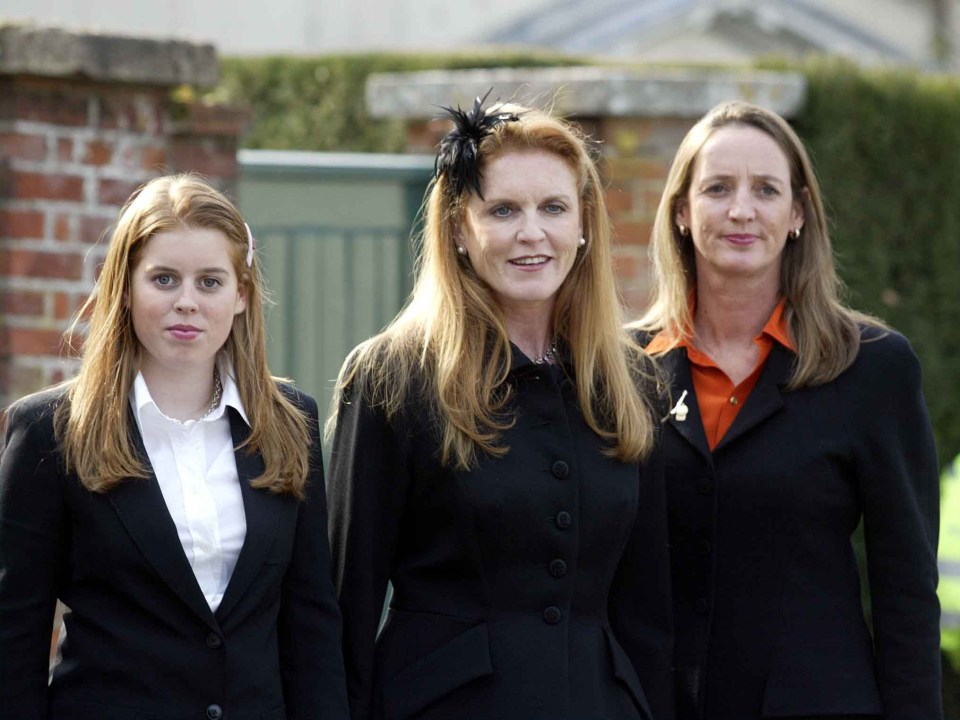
[548,559,567,578]
[694,598,709,615]
[205,632,222,649]
[698,540,711,556]
[555,511,572,530]
[543,606,562,624]
[696,478,713,496]
[551,460,569,479]
[206,705,223,720]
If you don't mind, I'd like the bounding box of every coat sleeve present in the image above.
[608,434,676,720]
[0,396,67,720]
[845,331,942,720]
[277,389,351,720]
[327,375,413,720]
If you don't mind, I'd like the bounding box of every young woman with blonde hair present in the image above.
[0,174,349,720]
[327,96,673,720]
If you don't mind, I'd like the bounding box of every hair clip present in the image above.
[244,223,256,267]
[435,89,520,200]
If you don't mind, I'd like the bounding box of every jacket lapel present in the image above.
[660,349,712,464]
[107,413,219,630]
[715,344,794,452]
[215,407,288,621]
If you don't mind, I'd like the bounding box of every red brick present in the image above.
[141,145,168,171]
[0,132,46,161]
[171,138,237,179]
[6,171,84,202]
[0,250,84,280]
[0,81,88,126]
[80,215,113,245]
[54,214,73,242]
[82,139,113,166]
[613,221,653,245]
[57,138,74,163]
[613,252,639,281]
[98,177,146,206]
[54,292,84,320]
[1,290,45,316]
[0,209,45,239]
[3,327,65,356]
[605,187,635,215]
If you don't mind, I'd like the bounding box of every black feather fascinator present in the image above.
[434,90,520,200]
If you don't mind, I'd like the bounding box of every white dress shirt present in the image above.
[130,364,248,612]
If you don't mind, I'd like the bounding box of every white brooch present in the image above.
[669,389,689,422]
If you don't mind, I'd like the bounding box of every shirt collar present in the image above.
[645,296,795,354]
[131,359,250,428]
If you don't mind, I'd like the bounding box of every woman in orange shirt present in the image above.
[633,101,941,720]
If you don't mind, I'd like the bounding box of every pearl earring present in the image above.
[457,245,467,256]
[790,228,801,239]
[678,224,689,237]
[578,237,586,247]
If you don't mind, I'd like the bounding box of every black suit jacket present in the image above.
[657,327,941,719]
[0,384,349,720]
[327,349,674,720]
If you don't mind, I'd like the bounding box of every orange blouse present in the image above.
[647,299,794,450]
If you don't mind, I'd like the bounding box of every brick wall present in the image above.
[0,26,247,406]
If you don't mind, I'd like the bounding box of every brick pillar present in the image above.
[0,25,248,406]
[367,67,806,317]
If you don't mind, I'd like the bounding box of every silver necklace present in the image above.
[532,341,559,365]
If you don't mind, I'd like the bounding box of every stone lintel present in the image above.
[367,66,807,120]
[0,23,218,87]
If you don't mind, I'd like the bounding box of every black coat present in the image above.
[327,348,674,720]
[0,384,349,720]
[658,327,941,720]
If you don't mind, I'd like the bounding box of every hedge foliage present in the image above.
[214,53,960,467]
[212,51,584,152]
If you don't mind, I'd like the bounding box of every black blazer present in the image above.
[0,384,349,720]
[327,349,674,720]
[657,327,941,719]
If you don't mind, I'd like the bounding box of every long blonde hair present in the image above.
[634,100,884,388]
[329,104,659,469]
[56,174,313,497]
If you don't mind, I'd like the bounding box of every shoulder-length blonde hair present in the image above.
[330,103,658,469]
[56,173,312,497]
[634,100,883,388]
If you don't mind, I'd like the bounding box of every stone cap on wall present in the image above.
[0,23,218,87]
[367,66,806,120]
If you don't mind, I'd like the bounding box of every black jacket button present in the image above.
[548,559,567,578]
[698,539,712,556]
[543,606,563,624]
[206,633,222,649]
[696,477,713,495]
[555,511,572,530]
[694,598,709,615]
[551,460,570,479]
[206,705,223,720]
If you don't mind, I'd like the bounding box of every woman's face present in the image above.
[130,225,246,380]
[459,149,582,320]
[677,124,803,286]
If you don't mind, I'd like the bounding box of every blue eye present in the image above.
[758,184,781,197]
[705,183,728,194]
[153,274,174,287]
[492,205,512,218]
[200,277,222,290]
[544,203,565,214]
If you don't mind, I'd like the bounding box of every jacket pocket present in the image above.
[380,623,493,720]
[604,628,654,720]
